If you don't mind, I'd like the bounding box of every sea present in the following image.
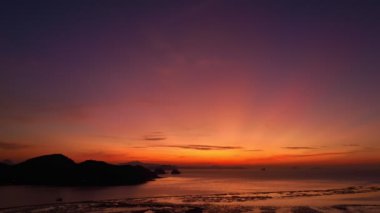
[1,167,379,208]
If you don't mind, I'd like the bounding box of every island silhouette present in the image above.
[0,154,158,186]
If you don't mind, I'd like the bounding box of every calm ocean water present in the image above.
[0,168,379,208]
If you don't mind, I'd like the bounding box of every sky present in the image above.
[0,0,379,165]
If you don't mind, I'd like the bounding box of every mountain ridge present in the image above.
[0,154,157,186]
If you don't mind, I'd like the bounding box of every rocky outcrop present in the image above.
[171,168,181,174]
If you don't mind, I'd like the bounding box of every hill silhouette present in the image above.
[0,154,157,186]
[0,162,10,183]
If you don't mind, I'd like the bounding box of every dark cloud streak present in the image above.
[154,144,242,151]
[0,141,30,150]
[282,146,317,150]
[143,132,167,141]
[343,144,360,147]
[287,151,359,158]
[144,136,167,141]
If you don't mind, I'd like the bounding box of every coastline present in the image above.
[1,185,379,213]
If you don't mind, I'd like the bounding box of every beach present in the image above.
[1,185,380,212]
[1,168,380,212]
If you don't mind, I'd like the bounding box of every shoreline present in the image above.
[1,185,380,212]
[1,201,380,213]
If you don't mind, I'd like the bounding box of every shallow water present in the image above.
[0,168,379,208]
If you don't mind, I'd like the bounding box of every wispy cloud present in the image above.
[245,149,263,152]
[145,136,166,141]
[143,132,166,141]
[0,141,30,150]
[282,146,317,150]
[245,150,365,163]
[343,144,360,147]
[155,144,242,151]
[288,151,355,158]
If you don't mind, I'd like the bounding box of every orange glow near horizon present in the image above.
[1,1,379,166]
[1,78,380,165]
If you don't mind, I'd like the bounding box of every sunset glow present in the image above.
[1,1,379,166]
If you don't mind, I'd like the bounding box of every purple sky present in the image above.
[0,0,379,164]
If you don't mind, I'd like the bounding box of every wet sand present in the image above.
[1,185,379,213]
